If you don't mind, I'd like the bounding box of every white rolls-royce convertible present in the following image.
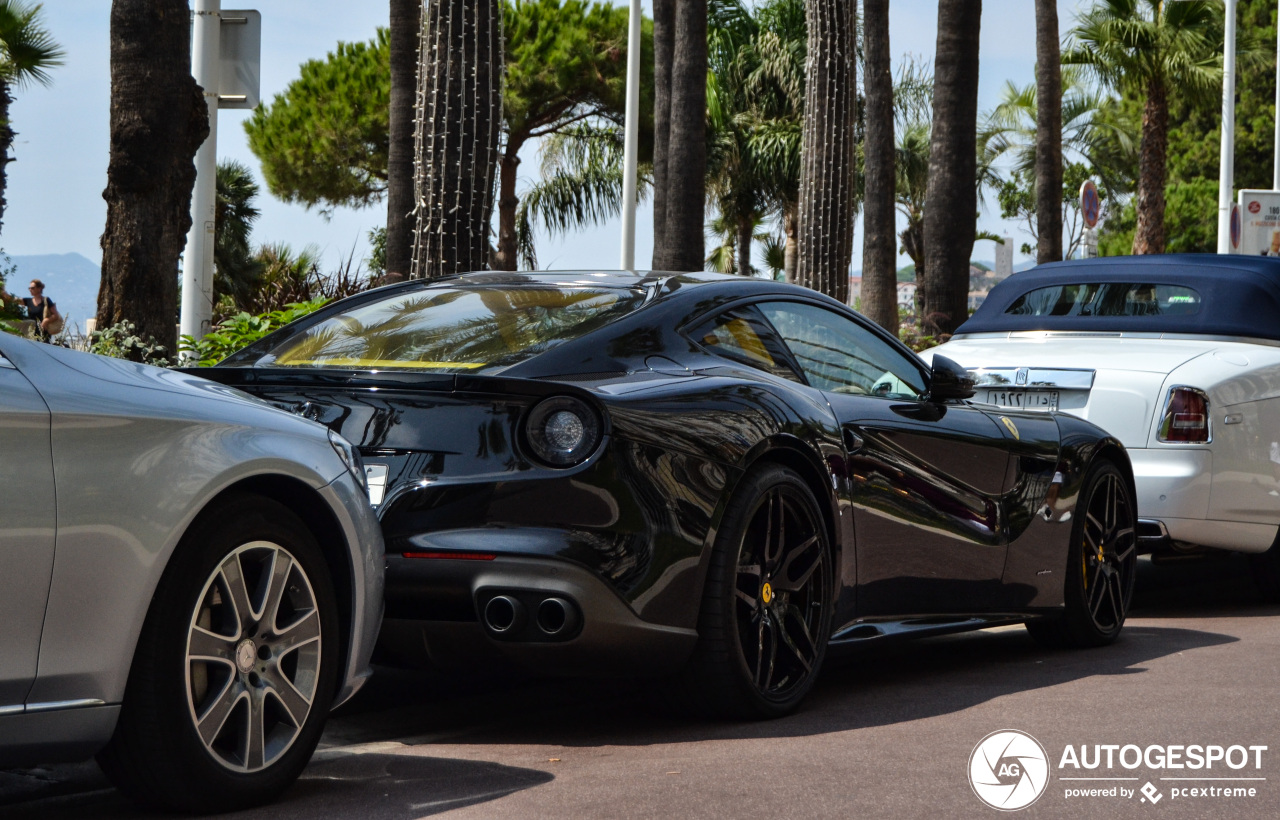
[925,254,1280,597]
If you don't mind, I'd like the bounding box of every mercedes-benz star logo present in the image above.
[968,730,1051,811]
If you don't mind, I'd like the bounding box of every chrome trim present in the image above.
[0,704,24,716]
[1137,519,1170,541]
[1224,413,1244,425]
[968,367,1095,390]
[1157,385,1212,445]
[950,331,1280,349]
[22,698,107,714]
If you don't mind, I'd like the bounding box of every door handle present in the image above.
[843,427,864,454]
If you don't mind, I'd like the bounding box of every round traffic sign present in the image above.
[1080,180,1101,229]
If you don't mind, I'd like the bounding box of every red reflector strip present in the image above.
[401,551,497,561]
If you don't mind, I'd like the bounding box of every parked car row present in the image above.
[1,256,1272,812]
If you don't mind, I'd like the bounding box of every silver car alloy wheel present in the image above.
[185,542,322,773]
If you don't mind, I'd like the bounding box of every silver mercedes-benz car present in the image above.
[0,332,383,813]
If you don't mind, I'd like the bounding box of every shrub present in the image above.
[180,299,329,366]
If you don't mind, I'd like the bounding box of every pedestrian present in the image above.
[22,279,63,341]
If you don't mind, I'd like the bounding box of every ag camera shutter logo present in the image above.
[969,730,1051,811]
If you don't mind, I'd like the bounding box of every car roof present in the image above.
[957,254,1280,341]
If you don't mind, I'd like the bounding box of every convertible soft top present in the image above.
[956,254,1280,341]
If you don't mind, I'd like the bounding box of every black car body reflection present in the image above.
[194,271,1136,716]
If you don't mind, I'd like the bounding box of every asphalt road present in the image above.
[5,553,1280,819]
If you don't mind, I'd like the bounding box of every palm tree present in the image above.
[0,0,63,236]
[795,0,857,303]
[705,0,805,280]
[99,0,208,357]
[861,0,895,332]
[653,0,708,272]
[386,0,419,279]
[514,124,652,269]
[920,0,981,335]
[1064,0,1228,255]
[1034,0,1062,264]
[213,160,264,311]
[411,0,503,278]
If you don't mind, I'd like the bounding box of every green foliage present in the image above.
[88,321,170,366]
[704,0,807,272]
[366,227,387,277]
[516,124,648,268]
[1095,0,1277,254]
[237,243,368,316]
[180,300,329,367]
[997,163,1109,258]
[0,0,64,89]
[504,0,652,148]
[244,29,390,212]
[214,160,265,310]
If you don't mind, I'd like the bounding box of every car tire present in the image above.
[1026,460,1136,649]
[664,465,833,719]
[97,494,340,813]
[1248,537,1280,603]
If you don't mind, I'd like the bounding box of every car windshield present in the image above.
[1005,283,1202,317]
[255,285,646,371]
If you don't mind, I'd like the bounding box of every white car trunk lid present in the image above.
[926,336,1213,448]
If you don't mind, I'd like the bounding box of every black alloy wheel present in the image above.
[667,465,832,719]
[1027,460,1136,648]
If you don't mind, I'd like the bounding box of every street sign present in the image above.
[1080,180,1101,229]
[1230,201,1242,252]
[218,10,261,109]
[1237,190,1280,256]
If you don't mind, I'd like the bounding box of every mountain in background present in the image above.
[7,253,100,333]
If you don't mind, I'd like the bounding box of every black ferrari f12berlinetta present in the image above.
[196,271,1138,718]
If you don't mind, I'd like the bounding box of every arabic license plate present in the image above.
[985,389,1059,411]
[365,464,389,506]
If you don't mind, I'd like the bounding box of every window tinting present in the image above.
[690,306,802,382]
[257,286,646,372]
[1005,283,1202,317]
[758,302,926,399]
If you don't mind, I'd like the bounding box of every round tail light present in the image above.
[525,396,602,466]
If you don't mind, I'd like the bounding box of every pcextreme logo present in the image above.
[968,730,1051,811]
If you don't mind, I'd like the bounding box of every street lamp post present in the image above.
[619,0,642,272]
[1216,0,1238,254]
[181,0,221,343]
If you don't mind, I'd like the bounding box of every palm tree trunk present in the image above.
[98,0,209,358]
[920,0,981,336]
[736,215,753,276]
[494,144,522,271]
[1132,77,1168,255]
[411,0,504,279]
[783,205,798,283]
[796,0,857,304]
[0,81,13,237]
[654,0,707,272]
[861,0,896,332]
[651,0,674,263]
[386,0,420,279]
[1035,0,1062,264]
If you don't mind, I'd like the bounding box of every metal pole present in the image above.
[1217,0,1238,253]
[1274,0,1280,189]
[181,0,221,344]
[619,0,642,271]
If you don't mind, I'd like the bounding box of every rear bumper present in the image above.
[378,553,698,676]
[1129,449,1277,552]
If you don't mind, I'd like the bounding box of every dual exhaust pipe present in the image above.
[482,594,581,640]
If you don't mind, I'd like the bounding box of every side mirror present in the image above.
[928,354,976,402]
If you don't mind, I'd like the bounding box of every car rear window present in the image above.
[255,286,646,372]
[1005,283,1202,317]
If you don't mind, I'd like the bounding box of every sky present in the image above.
[4,0,1088,280]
